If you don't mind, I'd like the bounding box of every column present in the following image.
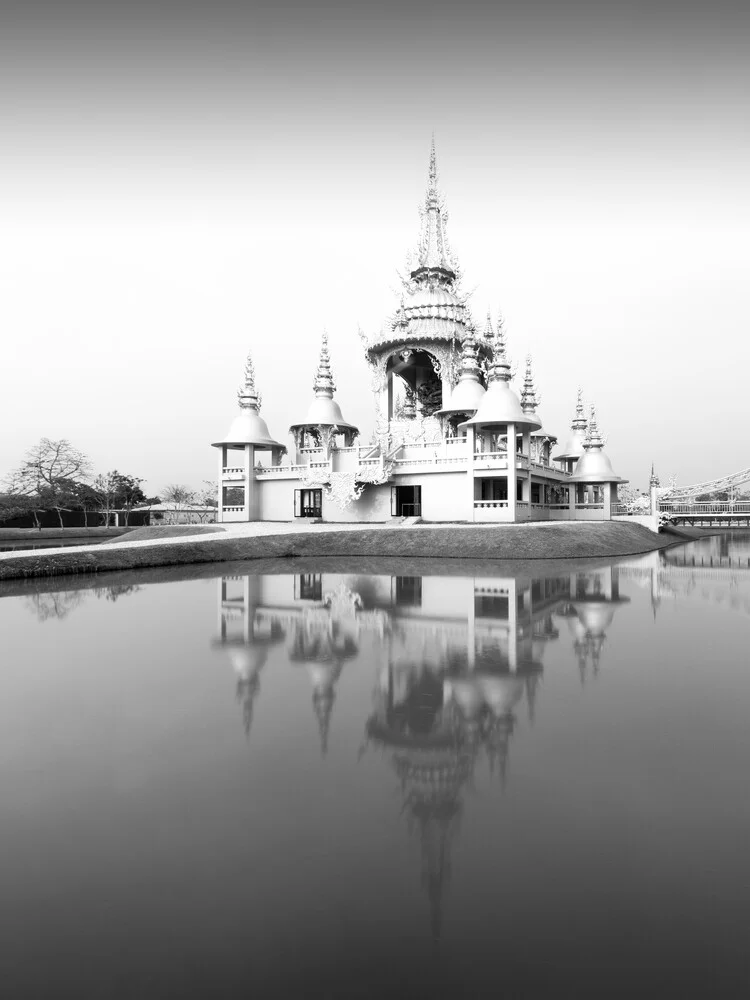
[217,446,226,523]
[507,423,517,521]
[467,425,476,522]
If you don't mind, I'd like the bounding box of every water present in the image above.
[1,533,749,998]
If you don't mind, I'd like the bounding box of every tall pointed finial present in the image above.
[649,463,660,488]
[483,309,494,340]
[312,690,334,757]
[584,404,604,449]
[488,313,512,383]
[520,355,539,414]
[237,350,261,410]
[571,387,587,430]
[456,324,482,383]
[412,137,456,276]
[313,330,336,397]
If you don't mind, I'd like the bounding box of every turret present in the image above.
[553,388,588,473]
[361,140,482,431]
[436,323,486,433]
[569,406,627,516]
[289,331,359,457]
[212,351,286,522]
[520,356,558,466]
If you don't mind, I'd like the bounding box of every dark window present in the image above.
[294,489,323,518]
[295,574,323,601]
[474,594,509,619]
[517,478,524,501]
[531,483,541,504]
[223,486,245,507]
[395,576,422,607]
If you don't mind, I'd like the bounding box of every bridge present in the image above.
[657,467,750,526]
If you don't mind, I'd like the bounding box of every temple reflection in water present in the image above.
[213,564,628,937]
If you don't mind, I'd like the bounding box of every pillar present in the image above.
[467,425,476,522]
[507,423,517,521]
[217,446,226,523]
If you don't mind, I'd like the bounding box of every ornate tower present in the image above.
[289,331,359,459]
[360,140,487,447]
[212,352,286,522]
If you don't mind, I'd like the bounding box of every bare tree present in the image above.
[161,484,196,524]
[9,439,91,529]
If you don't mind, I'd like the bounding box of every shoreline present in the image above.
[0,521,684,583]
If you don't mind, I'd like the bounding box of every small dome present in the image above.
[212,409,285,450]
[291,395,359,433]
[480,675,525,716]
[554,428,587,461]
[460,381,541,430]
[572,604,617,636]
[227,645,268,678]
[437,377,486,415]
[570,449,626,483]
[446,677,484,718]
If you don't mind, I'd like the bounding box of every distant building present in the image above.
[213,142,625,524]
[130,503,217,526]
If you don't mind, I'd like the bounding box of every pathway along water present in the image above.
[1,532,748,997]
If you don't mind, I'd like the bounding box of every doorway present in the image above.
[391,485,422,517]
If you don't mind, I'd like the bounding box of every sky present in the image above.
[1,0,748,495]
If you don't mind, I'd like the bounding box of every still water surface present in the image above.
[2,534,749,997]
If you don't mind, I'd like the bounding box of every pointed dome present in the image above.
[290,332,359,436]
[460,320,540,430]
[437,325,486,415]
[212,351,285,450]
[570,406,627,483]
[553,389,588,461]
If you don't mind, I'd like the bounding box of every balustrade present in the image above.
[474,500,508,508]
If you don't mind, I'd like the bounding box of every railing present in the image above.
[474,450,507,458]
[576,503,604,510]
[660,502,750,513]
[310,461,330,469]
[517,501,529,507]
[222,467,244,475]
[257,464,306,475]
[474,500,508,508]
[400,504,422,517]
[222,506,245,513]
[300,447,325,456]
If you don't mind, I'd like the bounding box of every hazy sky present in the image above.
[1,0,748,494]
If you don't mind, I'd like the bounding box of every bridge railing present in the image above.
[659,501,750,514]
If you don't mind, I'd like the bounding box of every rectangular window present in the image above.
[531,483,541,504]
[395,576,422,607]
[516,478,524,501]
[474,594,509,620]
[223,485,245,507]
[294,489,323,517]
[295,574,323,601]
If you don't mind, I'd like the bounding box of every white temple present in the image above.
[213,141,626,524]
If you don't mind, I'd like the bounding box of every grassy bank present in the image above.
[0,522,677,583]
[0,526,134,541]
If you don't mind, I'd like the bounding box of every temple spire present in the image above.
[237,350,261,410]
[488,315,512,383]
[457,325,482,384]
[412,138,456,277]
[313,330,336,398]
[584,404,604,449]
[572,388,587,430]
[520,355,539,414]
